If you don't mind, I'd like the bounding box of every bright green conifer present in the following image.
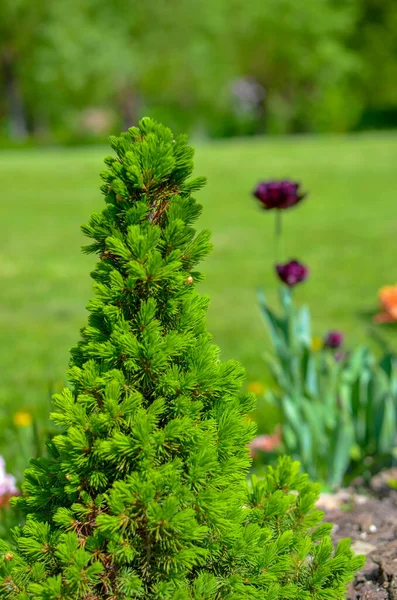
[0,118,363,599]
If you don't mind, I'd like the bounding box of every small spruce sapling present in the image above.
[0,119,363,599]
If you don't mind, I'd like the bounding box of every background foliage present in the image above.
[258,286,397,488]
[1,0,397,142]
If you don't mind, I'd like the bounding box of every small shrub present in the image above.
[0,119,363,598]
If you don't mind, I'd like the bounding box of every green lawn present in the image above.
[1,131,397,469]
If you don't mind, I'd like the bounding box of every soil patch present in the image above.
[321,472,397,599]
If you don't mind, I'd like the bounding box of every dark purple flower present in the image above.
[253,180,306,210]
[324,331,344,349]
[275,260,309,287]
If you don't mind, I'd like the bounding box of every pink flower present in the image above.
[0,456,18,508]
[250,428,282,458]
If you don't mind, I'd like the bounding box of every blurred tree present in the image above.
[222,0,361,133]
[352,0,397,129]
[20,0,235,137]
[1,0,396,140]
[0,0,49,140]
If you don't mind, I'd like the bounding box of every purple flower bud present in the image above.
[324,331,344,349]
[275,260,309,287]
[253,179,306,210]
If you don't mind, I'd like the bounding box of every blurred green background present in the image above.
[1,0,397,477]
[1,0,397,143]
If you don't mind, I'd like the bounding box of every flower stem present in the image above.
[275,211,283,263]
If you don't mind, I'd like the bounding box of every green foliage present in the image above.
[3,0,397,139]
[0,456,364,600]
[353,0,397,119]
[259,286,397,488]
[0,119,363,598]
[223,0,360,133]
[245,457,363,599]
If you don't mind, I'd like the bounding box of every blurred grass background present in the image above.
[1,131,397,467]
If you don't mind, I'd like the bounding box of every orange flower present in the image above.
[374,285,397,323]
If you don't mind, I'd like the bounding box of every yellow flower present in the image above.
[311,336,323,352]
[247,381,266,396]
[13,411,32,427]
[350,444,362,461]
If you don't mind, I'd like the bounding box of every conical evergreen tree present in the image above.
[0,118,363,599]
